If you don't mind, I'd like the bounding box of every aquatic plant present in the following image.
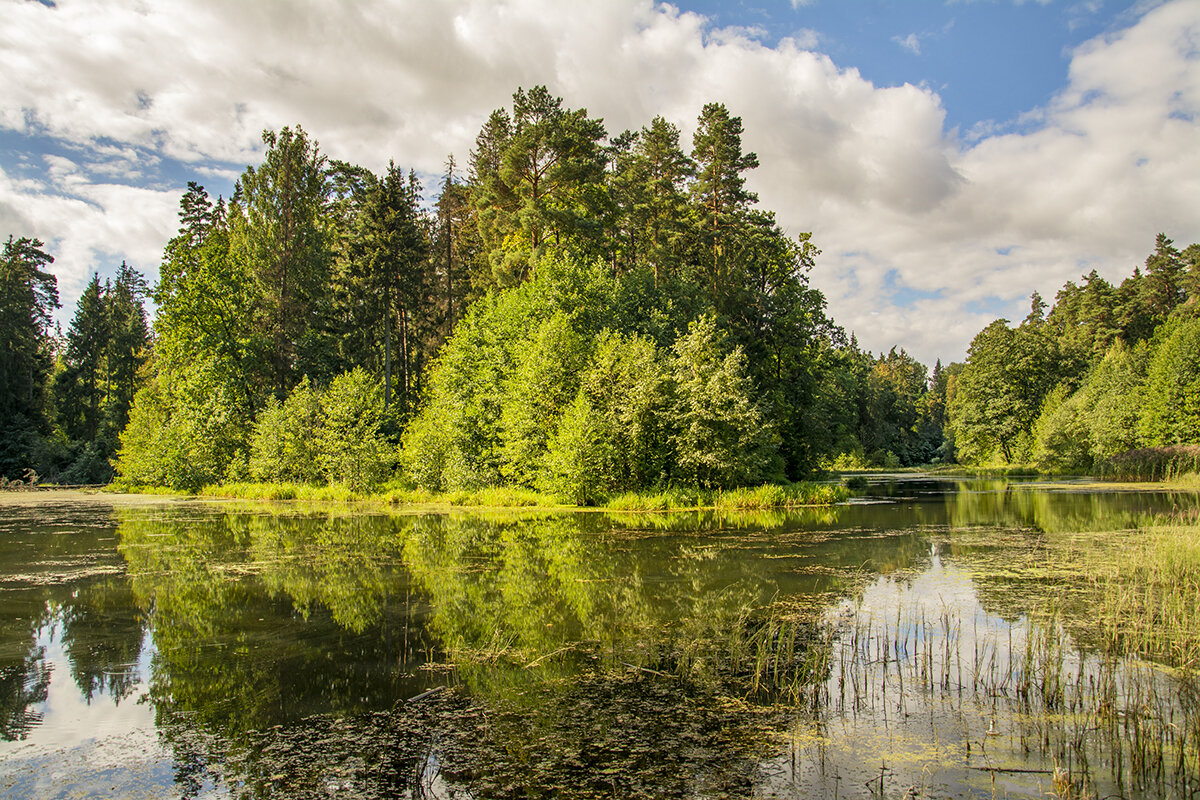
[1103,445,1200,482]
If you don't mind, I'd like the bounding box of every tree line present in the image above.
[0,236,149,484]
[23,85,1156,491]
[946,234,1200,471]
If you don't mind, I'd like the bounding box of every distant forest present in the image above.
[2,86,1198,493]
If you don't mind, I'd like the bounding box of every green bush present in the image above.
[670,315,783,488]
[248,376,323,483]
[540,392,613,505]
[318,368,397,490]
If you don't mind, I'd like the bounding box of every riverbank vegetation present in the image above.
[3,85,1198,493]
[119,477,847,512]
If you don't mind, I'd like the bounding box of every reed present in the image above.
[823,599,1200,797]
[604,482,848,512]
[1089,517,1200,673]
[1102,445,1200,482]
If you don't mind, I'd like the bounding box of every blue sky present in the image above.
[1,0,1196,365]
[678,0,1146,134]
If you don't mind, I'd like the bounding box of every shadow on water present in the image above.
[0,481,1196,797]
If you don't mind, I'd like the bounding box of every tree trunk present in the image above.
[400,305,410,417]
[384,298,392,411]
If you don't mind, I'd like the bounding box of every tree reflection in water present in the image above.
[2,482,1191,798]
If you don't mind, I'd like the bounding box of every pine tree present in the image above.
[0,236,58,479]
[691,103,759,301]
[56,273,110,443]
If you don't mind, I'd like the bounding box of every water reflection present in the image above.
[0,482,1194,798]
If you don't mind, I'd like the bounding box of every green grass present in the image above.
[604,482,848,512]
[106,479,849,511]
[199,482,361,502]
[1090,514,1200,672]
[382,485,562,508]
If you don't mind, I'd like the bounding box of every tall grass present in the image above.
[1102,445,1200,482]
[605,482,848,512]
[199,481,360,502]
[1090,515,1200,673]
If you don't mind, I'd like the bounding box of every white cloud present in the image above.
[0,156,178,308]
[893,33,922,55]
[0,0,1196,363]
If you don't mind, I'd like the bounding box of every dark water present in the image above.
[0,479,1196,798]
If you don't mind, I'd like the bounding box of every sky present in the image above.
[1,0,1198,366]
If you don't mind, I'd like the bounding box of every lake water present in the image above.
[0,479,1196,799]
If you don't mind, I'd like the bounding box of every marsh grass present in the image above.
[604,482,848,512]
[1087,517,1200,673]
[377,485,562,508]
[198,481,361,502]
[826,601,1200,799]
[1103,446,1200,482]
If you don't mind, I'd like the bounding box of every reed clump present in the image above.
[1091,517,1200,673]
[827,600,1200,798]
[605,482,848,512]
[1102,445,1200,482]
[198,481,360,501]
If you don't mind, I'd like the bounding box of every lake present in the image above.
[0,478,1196,799]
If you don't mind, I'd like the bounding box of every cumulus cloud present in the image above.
[0,0,1196,363]
[0,157,177,303]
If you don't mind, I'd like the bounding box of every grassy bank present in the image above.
[604,482,848,512]
[110,479,850,511]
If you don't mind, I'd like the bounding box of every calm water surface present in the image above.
[0,479,1196,798]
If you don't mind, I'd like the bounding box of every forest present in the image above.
[1,86,1198,495]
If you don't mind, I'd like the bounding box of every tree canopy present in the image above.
[12,84,1194,491]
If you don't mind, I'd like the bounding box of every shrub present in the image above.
[318,368,397,490]
[248,376,323,483]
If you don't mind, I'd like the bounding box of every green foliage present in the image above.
[402,275,553,491]
[405,264,787,494]
[317,368,397,490]
[53,263,150,483]
[540,392,613,505]
[1031,383,1093,473]
[1086,340,1148,459]
[335,161,431,416]
[1139,317,1200,446]
[248,376,323,484]
[499,312,591,486]
[115,374,249,491]
[670,315,783,487]
[949,313,1063,465]
[232,125,333,395]
[243,369,399,490]
[575,330,675,490]
[0,236,58,479]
